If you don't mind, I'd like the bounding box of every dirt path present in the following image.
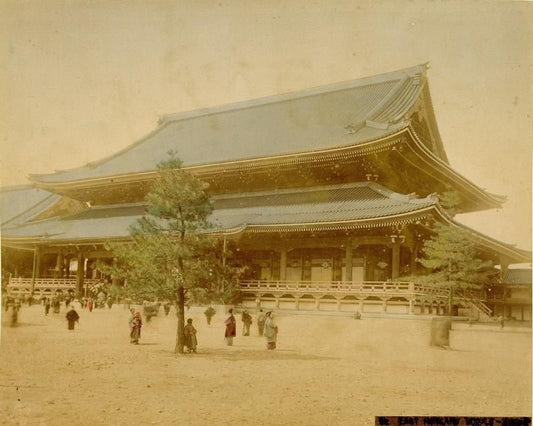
[0,304,531,425]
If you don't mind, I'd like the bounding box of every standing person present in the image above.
[183,318,198,353]
[87,298,93,312]
[129,309,142,344]
[264,311,278,350]
[256,309,266,336]
[65,305,80,330]
[9,298,21,327]
[44,297,51,315]
[52,296,61,314]
[204,306,216,325]
[241,310,252,336]
[163,301,171,316]
[224,308,236,346]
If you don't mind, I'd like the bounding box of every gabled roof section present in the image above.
[0,185,61,227]
[30,64,429,185]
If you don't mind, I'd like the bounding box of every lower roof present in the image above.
[1,182,530,264]
[1,182,435,242]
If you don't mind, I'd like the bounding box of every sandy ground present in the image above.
[0,303,531,426]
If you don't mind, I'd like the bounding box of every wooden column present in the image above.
[56,251,64,278]
[345,244,353,282]
[391,242,400,280]
[279,249,287,281]
[35,248,42,278]
[76,251,85,297]
[31,246,40,295]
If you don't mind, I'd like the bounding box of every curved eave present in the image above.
[1,236,132,248]
[208,207,438,236]
[431,207,531,264]
[402,126,505,208]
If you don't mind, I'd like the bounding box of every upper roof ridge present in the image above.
[158,64,428,125]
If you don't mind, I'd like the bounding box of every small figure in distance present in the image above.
[66,305,80,330]
[241,310,252,336]
[264,311,278,350]
[224,308,236,346]
[256,309,266,336]
[353,311,361,320]
[184,318,198,353]
[204,306,216,325]
[129,308,143,344]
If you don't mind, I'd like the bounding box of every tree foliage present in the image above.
[417,221,493,291]
[97,151,242,354]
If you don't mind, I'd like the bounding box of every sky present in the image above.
[1,0,531,251]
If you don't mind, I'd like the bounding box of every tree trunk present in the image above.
[175,286,185,354]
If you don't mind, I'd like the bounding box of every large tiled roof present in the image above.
[0,185,61,226]
[1,182,436,241]
[30,65,427,184]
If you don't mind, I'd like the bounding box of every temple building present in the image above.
[1,64,530,319]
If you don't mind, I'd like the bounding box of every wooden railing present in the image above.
[7,277,101,291]
[240,280,452,299]
[240,280,413,293]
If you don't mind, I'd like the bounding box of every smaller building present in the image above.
[485,267,532,321]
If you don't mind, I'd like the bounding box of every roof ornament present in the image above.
[344,124,358,135]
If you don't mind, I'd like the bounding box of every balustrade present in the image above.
[7,277,101,291]
[241,280,422,296]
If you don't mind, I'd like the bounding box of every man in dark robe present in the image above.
[65,306,80,330]
[224,308,236,346]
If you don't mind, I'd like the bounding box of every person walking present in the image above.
[256,309,266,336]
[224,308,236,346]
[183,318,198,353]
[65,305,80,330]
[241,310,252,336]
[204,306,216,325]
[264,311,278,350]
[44,297,51,316]
[129,308,142,344]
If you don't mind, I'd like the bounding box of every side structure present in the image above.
[1,64,530,319]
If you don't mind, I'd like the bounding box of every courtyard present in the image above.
[0,303,531,425]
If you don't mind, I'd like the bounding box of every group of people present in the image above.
[125,306,278,352]
[224,308,278,350]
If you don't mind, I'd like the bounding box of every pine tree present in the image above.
[98,151,242,354]
[417,191,493,313]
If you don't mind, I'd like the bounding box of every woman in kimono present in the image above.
[183,318,198,353]
[224,308,236,346]
[129,309,142,344]
[264,311,278,350]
